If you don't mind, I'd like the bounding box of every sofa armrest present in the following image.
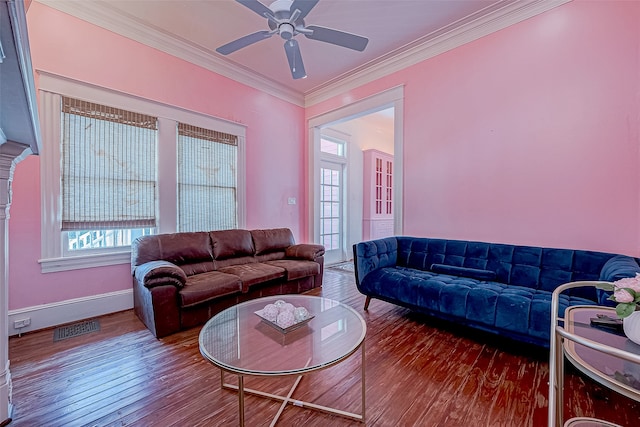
[597,255,640,305]
[134,260,187,289]
[599,255,640,282]
[285,244,325,261]
[353,237,398,286]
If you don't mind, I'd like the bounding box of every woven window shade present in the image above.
[61,96,158,231]
[177,123,238,232]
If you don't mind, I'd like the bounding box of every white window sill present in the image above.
[39,251,131,273]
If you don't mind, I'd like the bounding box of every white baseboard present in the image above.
[7,290,133,337]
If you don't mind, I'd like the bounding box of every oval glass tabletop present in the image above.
[199,294,366,376]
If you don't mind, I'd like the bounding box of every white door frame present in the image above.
[308,86,404,248]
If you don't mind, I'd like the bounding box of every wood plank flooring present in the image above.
[8,269,640,426]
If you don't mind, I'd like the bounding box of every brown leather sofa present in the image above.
[131,228,325,338]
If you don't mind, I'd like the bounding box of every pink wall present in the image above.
[8,3,305,310]
[307,0,640,256]
[9,0,640,312]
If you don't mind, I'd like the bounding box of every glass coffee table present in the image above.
[549,282,640,427]
[199,294,367,426]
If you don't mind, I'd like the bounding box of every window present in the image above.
[38,72,246,273]
[177,123,238,232]
[60,97,158,252]
[320,136,345,156]
[67,229,154,251]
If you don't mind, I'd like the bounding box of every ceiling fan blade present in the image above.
[216,31,273,55]
[283,39,307,79]
[290,0,319,20]
[236,0,274,19]
[304,25,369,51]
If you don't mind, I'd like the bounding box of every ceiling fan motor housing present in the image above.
[278,23,295,40]
[267,0,302,40]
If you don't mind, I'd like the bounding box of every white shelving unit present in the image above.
[362,149,393,241]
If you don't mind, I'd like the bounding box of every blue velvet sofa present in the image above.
[353,236,640,347]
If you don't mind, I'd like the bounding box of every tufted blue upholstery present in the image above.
[353,237,640,347]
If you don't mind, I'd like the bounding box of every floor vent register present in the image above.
[53,319,101,342]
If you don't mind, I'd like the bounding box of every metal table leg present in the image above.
[238,375,245,427]
[362,340,366,424]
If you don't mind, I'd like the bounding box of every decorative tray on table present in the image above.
[254,300,314,334]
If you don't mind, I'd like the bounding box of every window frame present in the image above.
[38,72,246,273]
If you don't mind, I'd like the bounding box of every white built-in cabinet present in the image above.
[362,149,394,241]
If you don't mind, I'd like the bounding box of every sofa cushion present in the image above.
[256,251,286,262]
[179,271,242,308]
[251,228,295,255]
[132,232,213,267]
[210,229,254,260]
[161,232,212,262]
[430,264,496,281]
[215,256,257,269]
[264,259,320,280]
[218,263,286,292]
[463,242,490,269]
[360,266,594,343]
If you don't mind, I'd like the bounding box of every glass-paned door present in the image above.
[320,160,344,264]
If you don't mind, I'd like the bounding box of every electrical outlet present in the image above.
[287,197,296,205]
[14,318,30,329]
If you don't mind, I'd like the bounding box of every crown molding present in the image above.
[35,0,570,110]
[303,0,572,107]
[35,0,306,107]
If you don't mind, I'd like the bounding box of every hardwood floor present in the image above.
[8,269,640,426]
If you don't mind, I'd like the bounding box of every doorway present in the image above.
[308,86,404,265]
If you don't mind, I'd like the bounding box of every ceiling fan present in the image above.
[216,0,369,79]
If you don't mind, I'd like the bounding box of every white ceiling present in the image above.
[35,0,567,106]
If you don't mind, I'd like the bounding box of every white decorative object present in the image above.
[255,300,315,333]
[293,306,310,322]
[276,310,295,329]
[623,311,640,346]
[279,302,295,313]
[262,304,279,322]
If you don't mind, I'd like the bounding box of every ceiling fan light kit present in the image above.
[217,0,369,80]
